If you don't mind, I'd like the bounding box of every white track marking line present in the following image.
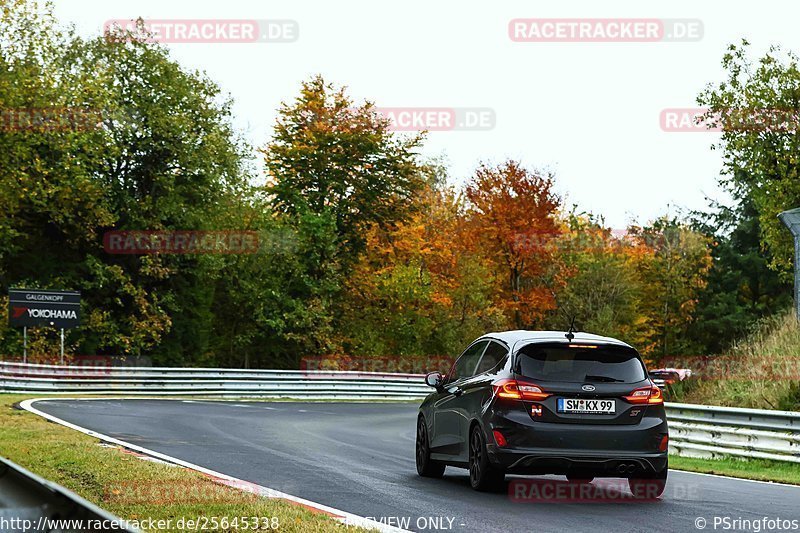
[21,397,800,491]
[19,398,410,533]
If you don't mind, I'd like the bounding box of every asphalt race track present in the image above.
[32,399,800,533]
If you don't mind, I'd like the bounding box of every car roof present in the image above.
[476,330,634,351]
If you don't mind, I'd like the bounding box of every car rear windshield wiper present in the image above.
[583,374,625,383]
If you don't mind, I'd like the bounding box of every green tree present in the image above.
[629,218,713,356]
[544,214,642,343]
[260,76,429,355]
[688,200,791,353]
[698,41,800,275]
[0,6,251,362]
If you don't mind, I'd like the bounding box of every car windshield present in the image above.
[515,343,646,384]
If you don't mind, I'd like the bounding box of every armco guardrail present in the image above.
[0,361,431,400]
[666,402,800,463]
[0,455,138,532]
[2,362,799,462]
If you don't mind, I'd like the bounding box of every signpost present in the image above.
[779,208,800,321]
[7,288,81,363]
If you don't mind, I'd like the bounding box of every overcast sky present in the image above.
[52,0,799,229]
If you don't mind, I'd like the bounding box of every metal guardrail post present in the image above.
[779,207,800,320]
[0,455,139,532]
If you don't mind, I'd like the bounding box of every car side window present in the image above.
[450,340,489,381]
[474,341,508,375]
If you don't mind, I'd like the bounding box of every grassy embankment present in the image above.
[662,310,800,483]
[0,394,361,532]
[668,310,800,410]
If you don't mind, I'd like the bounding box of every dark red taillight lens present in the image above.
[492,429,508,447]
[658,434,669,452]
[493,379,550,401]
[624,385,664,405]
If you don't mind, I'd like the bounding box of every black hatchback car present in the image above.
[416,330,669,495]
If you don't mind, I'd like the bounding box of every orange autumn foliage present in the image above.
[464,161,566,327]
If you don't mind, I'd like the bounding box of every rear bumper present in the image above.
[486,405,668,476]
[488,448,668,476]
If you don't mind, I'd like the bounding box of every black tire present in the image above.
[628,462,668,499]
[468,425,505,491]
[566,475,594,484]
[416,416,445,478]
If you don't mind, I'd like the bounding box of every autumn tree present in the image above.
[261,76,429,354]
[628,218,712,356]
[264,76,426,265]
[341,165,505,357]
[464,161,564,328]
[543,213,643,342]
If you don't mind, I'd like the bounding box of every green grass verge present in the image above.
[666,310,800,411]
[0,394,364,532]
[670,454,800,485]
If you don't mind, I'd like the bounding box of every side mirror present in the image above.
[424,371,443,389]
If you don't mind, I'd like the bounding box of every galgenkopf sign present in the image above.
[8,288,81,329]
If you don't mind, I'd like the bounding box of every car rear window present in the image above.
[515,343,646,384]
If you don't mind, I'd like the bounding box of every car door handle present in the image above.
[449,386,464,397]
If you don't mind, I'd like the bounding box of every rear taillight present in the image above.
[493,379,550,401]
[658,434,669,452]
[624,385,664,405]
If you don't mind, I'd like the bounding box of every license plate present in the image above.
[557,398,615,414]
